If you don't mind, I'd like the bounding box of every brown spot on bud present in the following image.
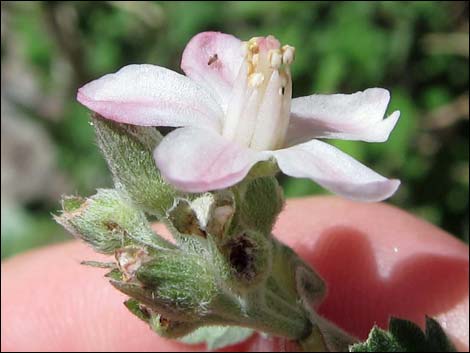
[226,235,256,281]
[104,221,119,231]
[179,211,207,238]
[159,316,170,328]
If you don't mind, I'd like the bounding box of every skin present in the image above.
[1,196,468,352]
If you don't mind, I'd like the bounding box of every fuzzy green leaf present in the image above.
[92,114,176,217]
[389,317,427,351]
[180,326,254,350]
[350,326,404,352]
[350,316,457,352]
[424,316,457,352]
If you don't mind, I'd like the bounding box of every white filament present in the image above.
[221,37,294,151]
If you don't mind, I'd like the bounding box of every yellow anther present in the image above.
[248,37,260,54]
[249,43,259,54]
[282,45,295,65]
[268,49,282,69]
[252,53,259,67]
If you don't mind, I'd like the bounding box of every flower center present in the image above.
[222,36,295,151]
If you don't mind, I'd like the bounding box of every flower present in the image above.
[77,32,400,202]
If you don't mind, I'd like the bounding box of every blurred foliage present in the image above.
[1,1,468,259]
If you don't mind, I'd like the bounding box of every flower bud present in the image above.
[134,251,218,317]
[55,189,172,253]
[217,229,272,290]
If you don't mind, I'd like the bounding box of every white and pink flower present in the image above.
[77,32,400,202]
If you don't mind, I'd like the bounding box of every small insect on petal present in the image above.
[207,54,218,66]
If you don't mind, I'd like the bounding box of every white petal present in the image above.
[181,32,244,110]
[273,139,400,202]
[77,64,223,132]
[287,88,400,145]
[154,127,270,193]
[231,87,260,147]
[222,61,252,141]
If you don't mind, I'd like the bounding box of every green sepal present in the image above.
[92,114,176,217]
[246,159,280,179]
[180,326,255,351]
[110,280,193,321]
[80,260,116,269]
[236,176,284,235]
[125,299,200,338]
[105,268,123,281]
[124,298,153,323]
[150,314,202,339]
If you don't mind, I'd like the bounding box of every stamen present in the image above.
[225,36,294,150]
[247,61,255,75]
[281,73,288,87]
[248,38,260,54]
[282,45,295,65]
[268,49,282,69]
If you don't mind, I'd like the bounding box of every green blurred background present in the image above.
[1,1,469,259]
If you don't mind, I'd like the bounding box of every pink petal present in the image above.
[77,64,223,131]
[181,32,244,109]
[154,127,270,192]
[287,88,400,145]
[273,139,400,202]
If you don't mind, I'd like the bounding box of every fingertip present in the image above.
[273,196,468,349]
[1,241,202,352]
